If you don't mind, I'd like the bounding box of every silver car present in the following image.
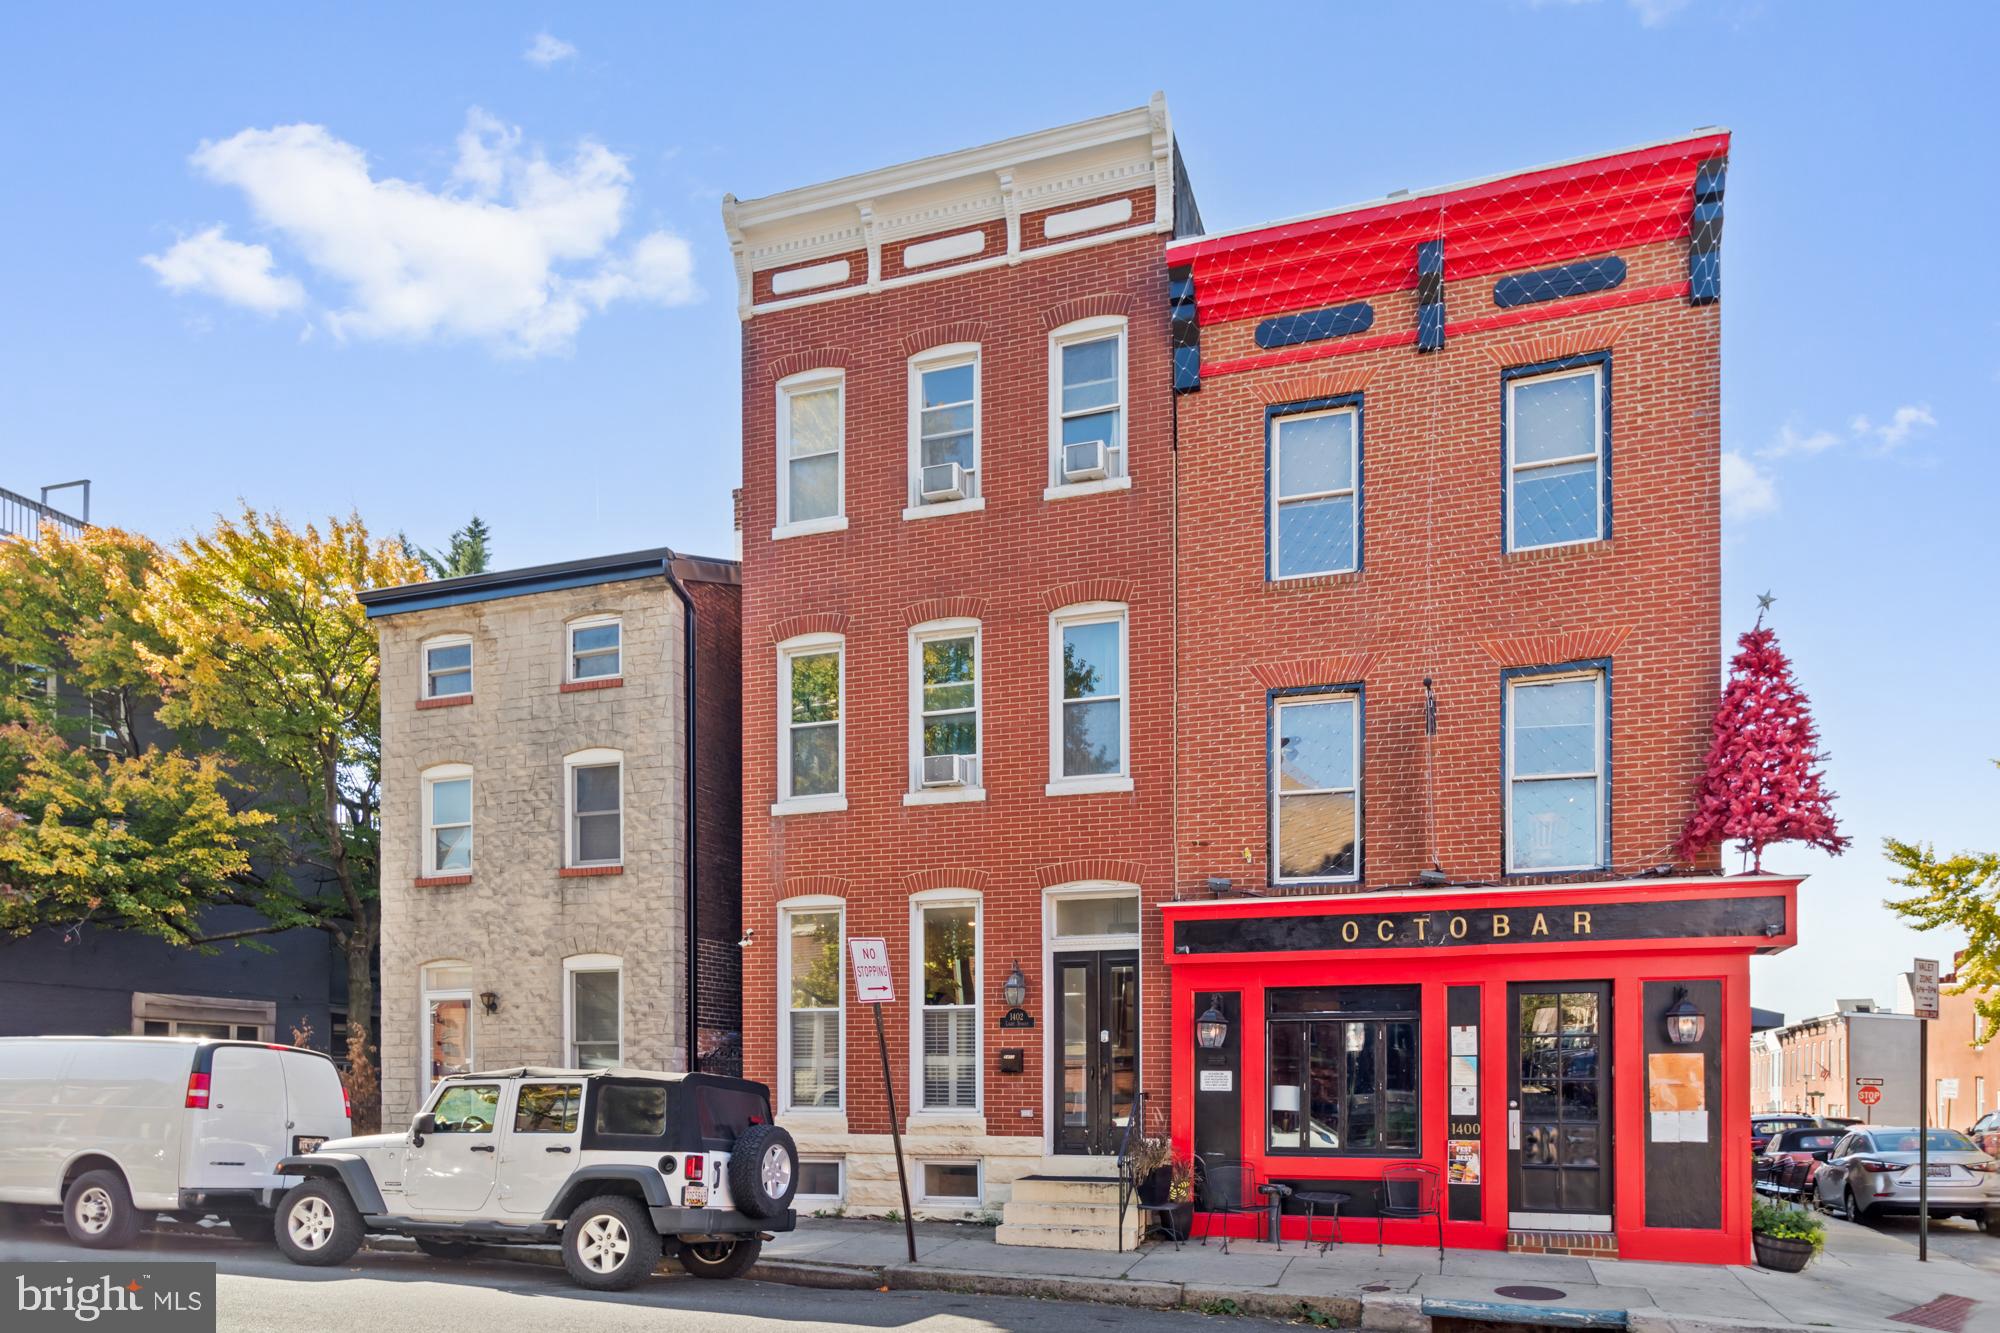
[1814,1126,2000,1230]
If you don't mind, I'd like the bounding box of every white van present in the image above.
[0,1036,350,1247]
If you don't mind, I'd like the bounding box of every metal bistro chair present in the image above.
[1377,1162,1444,1272]
[1197,1159,1265,1254]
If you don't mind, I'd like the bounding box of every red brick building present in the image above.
[723,98,1194,1232]
[728,101,1797,1263]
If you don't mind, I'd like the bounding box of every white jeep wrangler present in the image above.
[270,1067,796,1290]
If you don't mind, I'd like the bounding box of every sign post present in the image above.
[1913,958,1940,1262]
[849,938,916,1264]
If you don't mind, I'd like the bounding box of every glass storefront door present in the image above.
[1508,983,1612,1226]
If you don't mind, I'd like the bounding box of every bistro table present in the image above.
[1288,1188,1351,1253]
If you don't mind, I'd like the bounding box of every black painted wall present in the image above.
[1642,979,1723,1230]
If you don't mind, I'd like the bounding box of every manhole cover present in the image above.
[1494,1285,1568,1301]
[1360,1283,1393,1293]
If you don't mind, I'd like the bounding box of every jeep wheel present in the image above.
[677,1235,762,1280]
[561,1194,662,1291]
[728,1123,798,1220]
[226,1211,276,1244]
[415,1237,477,1259]
[64,1169,142,1249]
[274,1180,365,1267]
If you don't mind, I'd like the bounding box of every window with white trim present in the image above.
[421,960,474,1091]
[1050,603,1128,786]
[1505,669,1606,872]
[568,616,622,681]
[779,636,843,804]
[796,1158,844,1203]
[919,1160,982,1203]
[1272,691,1360,884]
[422,763,473,875]
[910,346,979,507]
[916,898,978,1111]
[1506,361,1607,551]
[565,749,623,867]
[910,622,978,792]
[781,904,842,1111]
[1049,318,1127,489]
[564,955,622,1069]
[1269,404,1360,578]
[423,635,472,699]
[778,371,844,528]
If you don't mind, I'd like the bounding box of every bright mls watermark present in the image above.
[6,1263,214,1330]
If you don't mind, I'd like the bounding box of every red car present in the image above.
[1754,1126,1845,1201]
[1752,1114,1819,1155]
[1970,1109,2000,1158]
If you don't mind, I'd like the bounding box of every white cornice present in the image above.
[722,93,1178,318]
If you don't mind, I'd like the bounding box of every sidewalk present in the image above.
[746,1213,2000,1331]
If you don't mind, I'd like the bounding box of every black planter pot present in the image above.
[1137,1170,1195,1242]
[1753,1233,1816,1272]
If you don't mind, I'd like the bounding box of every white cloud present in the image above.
[524,32,577,66]
[1760,422,1841,459]
[1628,0,1691,25]
[1853,403,1935,451]
[159,110,697,356]
[1720,451,1778,521]
[141,225,305,314]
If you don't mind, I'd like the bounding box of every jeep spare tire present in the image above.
[728,1123,798,1218]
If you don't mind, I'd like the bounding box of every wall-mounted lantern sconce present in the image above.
[1003,962,1028,1009]
[479,991,500,1016]
[1664,985,1705,1046]
[1196,998,1229,1050]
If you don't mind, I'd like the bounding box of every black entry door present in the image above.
[1508,983,1612,1222]
[1053,951,1138,1154]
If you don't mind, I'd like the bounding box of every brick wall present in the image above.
[738,230,1179,1153]
[1174,235,1722,895]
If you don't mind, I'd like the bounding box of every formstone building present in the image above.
[363,549,740,1125]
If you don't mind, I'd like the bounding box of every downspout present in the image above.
[663,556,700,1073]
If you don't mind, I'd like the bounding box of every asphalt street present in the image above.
[0,1223,1288,1332]
[1856,1212,2000,1274]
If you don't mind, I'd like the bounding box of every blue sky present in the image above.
[3,1,1995,1021]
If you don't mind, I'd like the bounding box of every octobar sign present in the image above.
[1173,894,1788,956]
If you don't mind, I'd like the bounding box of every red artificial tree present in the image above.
[1679,602,1849,872]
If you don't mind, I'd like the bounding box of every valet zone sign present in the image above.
[848,938,895,1004]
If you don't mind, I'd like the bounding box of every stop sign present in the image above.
[1858,1086,1882,1106]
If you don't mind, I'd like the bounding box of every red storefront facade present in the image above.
[1164,876,1797,1263]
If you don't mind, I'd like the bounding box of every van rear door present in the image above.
[187,1045,287,1190]
[278,1050,350,1155]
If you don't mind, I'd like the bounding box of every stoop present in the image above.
[996,1156,1142,1251]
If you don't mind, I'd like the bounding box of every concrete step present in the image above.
[1008,1174,1124,1205]
[994,1218,1141,1252]
[1002,1199,1138,1230]
[1029,1154,1121,1179]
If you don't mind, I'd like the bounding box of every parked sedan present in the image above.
[1751,1114,1819,1155]
[1755,1126,1844,1201]
[1814,1127,2000,1231]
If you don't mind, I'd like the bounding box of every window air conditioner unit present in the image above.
[1062,439,1107,483]
[919,461,967,503]
[921,753,976,788]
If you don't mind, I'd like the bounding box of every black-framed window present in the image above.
[1267,986,1418,1156]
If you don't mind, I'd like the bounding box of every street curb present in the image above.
[886,1262,1184,1309]
[750,1258,886,1290]
[1184,1282,1362,1325]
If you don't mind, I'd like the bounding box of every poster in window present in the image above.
[1447,1139,1481,1184]
[430,998,471,1081]
[1647,1051,1707,1143]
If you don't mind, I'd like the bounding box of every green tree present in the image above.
[143,508,423,1093]
[402,515,492,579]
[0,526,268,943]
[1885,769,2000,1042]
